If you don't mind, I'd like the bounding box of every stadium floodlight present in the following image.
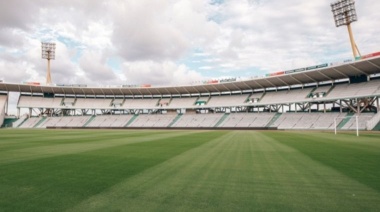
[331,0,360,58]
[41,42,56,85]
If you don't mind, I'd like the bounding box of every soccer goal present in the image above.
[334,115,373,137]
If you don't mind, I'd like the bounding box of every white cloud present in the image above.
[0,0,379,87]
[121,60,203,86]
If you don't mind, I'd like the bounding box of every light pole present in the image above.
[331,0,361,58]
[41,42,56,85]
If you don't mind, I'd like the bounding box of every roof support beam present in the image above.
[290,75,303,86]
[276,77,290,87]
[365,60,380,70]
[301,73,318,84]
[348,64,367,75]
[242,80,258,90]
[263,79,277,88]
[316,71,334,81]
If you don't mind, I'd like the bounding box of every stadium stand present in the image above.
[271,113,347,130]
[367,112,380,130]
[74,98,112,109]
[63,97,76,106]
[309,113,346,129]
[38,116,91,128]
[206,94,250,107]
[158,98,171,107]
[195,97,210,106]
[111,99,124,107]
[18,96,63,108]
[0,95,7,126]
[325,80,380,99]
[341,113,376,130]
[19,117,43,128]
[86,115,134,127]
[167,97,197,108]
[248,92,264,103]
[12,114,28,128]
[172,113,224,128]
[129,114,178,127]
[218,113,275,128]
[3,55,380,130]
[121,98,159,109]
[260,88,313,104]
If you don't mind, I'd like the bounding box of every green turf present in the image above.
[0,129,379,211]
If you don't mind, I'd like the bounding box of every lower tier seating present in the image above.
[16,112,378,130]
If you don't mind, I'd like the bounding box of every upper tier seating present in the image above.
[158,98,171,107]
[325,80,380,99]
[16,79,380,110]
[206,94,250,107]
[168,97,197,108]
[260,88,313,104]
[18,96,63,108]
[313,85,332,94]
[74,98,112,109]
[121,98,159,109]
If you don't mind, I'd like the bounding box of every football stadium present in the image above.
[1,0,380,211]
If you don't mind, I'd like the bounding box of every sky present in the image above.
[0,0,380,88]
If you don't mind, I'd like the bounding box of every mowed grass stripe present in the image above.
[0,129,169,151]
[0,130,201,165]
[70,131,380,211]
[265,131,380,193]
[0,130,226,211]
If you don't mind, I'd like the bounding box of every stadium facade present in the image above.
[1,52,380,130]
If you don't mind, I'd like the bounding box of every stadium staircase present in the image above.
[337,113,354,129]
[214,113,230,127]
[1,118,17,128]
[13,115,28,128]
[83,115,96,127]
[266,113,282,127]
[0,116,4,128]
[259,92,267,102]
[366,112,380,130]
[34,117,47,128]
[168,114,182,127]
[325,85,335,97]
[125,114,139,127]
[308,87,318,98]
[373,122,380,131]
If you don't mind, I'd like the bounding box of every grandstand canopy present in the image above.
[1,56,380,96]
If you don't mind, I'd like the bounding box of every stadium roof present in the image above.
[1,56,380,96]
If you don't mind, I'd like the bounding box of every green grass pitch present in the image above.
[0,129,380,211]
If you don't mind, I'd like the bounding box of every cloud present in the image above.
[110,0,219,62]
[121,60,203,86]
[78,50,122,85]
[0,0,379,88]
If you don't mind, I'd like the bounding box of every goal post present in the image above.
[334,116,359,136]
[334,115,373,137]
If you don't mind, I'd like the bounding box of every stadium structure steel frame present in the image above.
[0,56,380,118]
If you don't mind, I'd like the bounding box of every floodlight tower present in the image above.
[331,0,361,58]
[41,42,56,85]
